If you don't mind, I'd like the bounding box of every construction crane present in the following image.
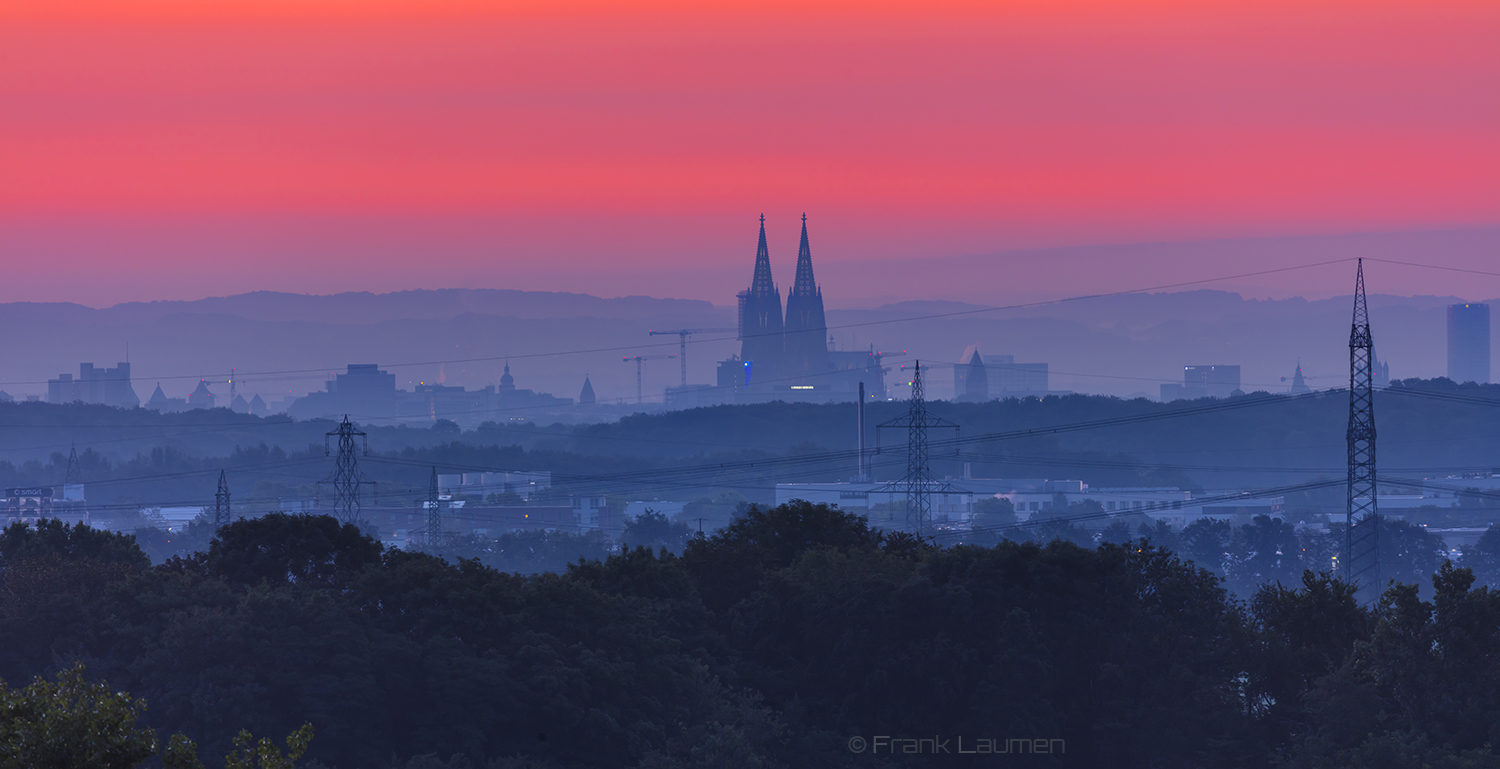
[622,354,677,404]
[647,328,736,388]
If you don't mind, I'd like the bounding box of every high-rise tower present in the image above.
[782,213,829,376]
[1447,303,1490,384]
[737,215,784,383]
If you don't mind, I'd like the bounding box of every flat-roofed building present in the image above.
[1447,303,1490,384]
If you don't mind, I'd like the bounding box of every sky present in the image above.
[2,0,1498,307]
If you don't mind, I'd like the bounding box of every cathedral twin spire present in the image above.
[748,213,821,299]
[748,212,820,299]
[741,214,828,377]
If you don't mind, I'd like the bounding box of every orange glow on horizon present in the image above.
[0,0,1496,304]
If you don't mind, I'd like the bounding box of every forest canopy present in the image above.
[2,505,1499,767]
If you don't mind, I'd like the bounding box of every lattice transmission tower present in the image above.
[319,415,375,525]
[64,443,80,486]
[1347,258,1380,600]
[876,362,959,538]
[426,466,444,548]
[214,470,231,528]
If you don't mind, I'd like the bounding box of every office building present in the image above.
[1162,365,1241,401]
[1447,303,1490,384]
[47,362,139,408]
[952,349,1050,401]
[955,347,988,401]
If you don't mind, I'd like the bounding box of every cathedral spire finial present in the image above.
[750,213,776,297]
[791,213,817,298]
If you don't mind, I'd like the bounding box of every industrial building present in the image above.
[775,477,1285,530]
[437,471,552,502]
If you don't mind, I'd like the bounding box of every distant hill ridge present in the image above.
[0,287,1479,328]
[0,289,720,326]
[836,290,1476,327]
[0,286,1491,405]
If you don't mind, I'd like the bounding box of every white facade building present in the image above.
[777,478,1286,530]
[1378,475,1500,511]
[437,471,551,501]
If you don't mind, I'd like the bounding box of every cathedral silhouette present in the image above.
[714,214,885,403]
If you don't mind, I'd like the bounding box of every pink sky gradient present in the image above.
[1,1,1497,306]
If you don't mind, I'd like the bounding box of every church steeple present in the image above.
[782,212,829,375]
[791,212,819,299]
[738,214,784,377]
[750,213,776,298]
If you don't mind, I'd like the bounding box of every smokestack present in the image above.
[856,382,867,482]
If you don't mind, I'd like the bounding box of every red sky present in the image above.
[2,0,1498,306]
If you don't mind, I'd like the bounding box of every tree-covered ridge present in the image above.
[13,379,1500,518]
[3,507,1500,767]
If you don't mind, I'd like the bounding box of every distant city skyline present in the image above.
[1,284,1496,411]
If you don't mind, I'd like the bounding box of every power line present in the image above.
[1363,257,1500,280]
[46,389,1500,511]
[359,389,1335,494]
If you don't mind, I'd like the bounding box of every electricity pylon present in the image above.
[876,361,959,538]
[214,470,231,528]
[1347,259,1380,602]
[426,466,444,549]
[320,415,375,525]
